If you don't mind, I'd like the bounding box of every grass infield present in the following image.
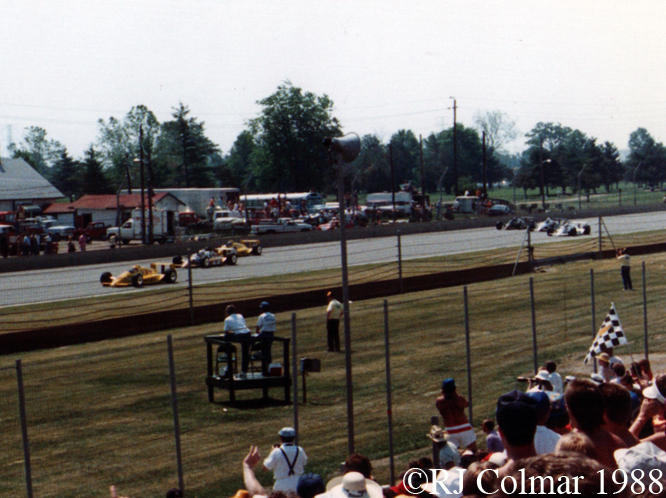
[2,250,666,498]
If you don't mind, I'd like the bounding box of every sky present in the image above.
[2,0,666,160]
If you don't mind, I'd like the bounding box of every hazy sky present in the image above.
[2,0,665,159]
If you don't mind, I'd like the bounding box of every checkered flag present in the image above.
[584,303,628,364]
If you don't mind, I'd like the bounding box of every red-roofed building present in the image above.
[43,193,184,228]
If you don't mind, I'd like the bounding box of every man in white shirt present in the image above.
[525,391,561,454]
[256,301,276,375]
[545,361,563,394]
[263,427,307,493]
[326,292,343,352]
[224,304,251,378]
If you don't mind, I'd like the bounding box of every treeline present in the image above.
[8,81,663,200]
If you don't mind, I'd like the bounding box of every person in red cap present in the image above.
[435,378,477,451]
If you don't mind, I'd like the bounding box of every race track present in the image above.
[1,210,664,307]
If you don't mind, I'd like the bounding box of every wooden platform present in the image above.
[205,335,291,403]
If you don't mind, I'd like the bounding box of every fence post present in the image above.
[527,229,533,270]
[383,300,395,484]
[397,231,403,294]
[167,335,185,495]
[598,217,602,257]
[643,261,649,359]
[292,313,299,444]
[530,277,538,375]
[188,259,194,325]
[591,269,597,373]
[16,359,34,498]
[463,287,473,424]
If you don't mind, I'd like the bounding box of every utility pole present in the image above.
[420,135,425,211]
[139,125,146,245]
[482,131,487,193]
[539,137,546,210]
[452,98,458,195]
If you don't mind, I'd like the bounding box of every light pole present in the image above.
[578,163,588,210]
[436,167,448,220]
[633,162,642,206]
[323,133,361,456]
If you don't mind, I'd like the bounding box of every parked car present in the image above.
[47,225,76,241]
[73,222,108,242]
[487,204,514,216]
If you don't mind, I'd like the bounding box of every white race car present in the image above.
[173,246,238,268]
[551,221,591,237]
[535,218,566,234]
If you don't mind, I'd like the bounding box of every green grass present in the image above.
[3,251,666,497]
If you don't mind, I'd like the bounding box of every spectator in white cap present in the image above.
[615,442,666,483]
[255,301,276,375]
[630,373,666,449]
[263,427,308,493]
[318,472,382,498]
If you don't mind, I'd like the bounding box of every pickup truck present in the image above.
[251,218,313,235]
[73,222,108,242]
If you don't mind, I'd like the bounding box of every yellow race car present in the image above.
[224,239,262,256]
[101,262,178,288]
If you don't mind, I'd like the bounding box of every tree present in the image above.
[8,126,65,175]
[348,134,390,192]
[96,105,161,189]
[248,81,342,193]
[474,110,519,152]
[627,128,666,187]
[80,147,113,195]
[599,142,623,192]
[225,130,256,188]
[389,130,420,188]
[156,103,219,187]
[50,150,80,201]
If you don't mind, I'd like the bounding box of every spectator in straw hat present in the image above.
[318,472,383,498]
[435,378,477,451]
[597,352,613,383]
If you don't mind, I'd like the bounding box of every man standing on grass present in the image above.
[435,378,477,451]
[326,291,342,352]
[617,248,632,290]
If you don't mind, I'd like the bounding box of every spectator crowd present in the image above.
[114,353,666,498]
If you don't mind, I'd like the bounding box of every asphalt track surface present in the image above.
[2,211,665,307]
